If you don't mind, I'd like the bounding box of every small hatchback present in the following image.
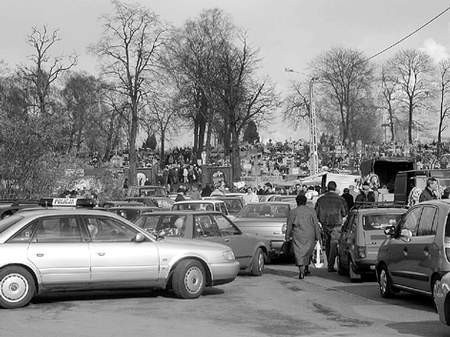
[377,199,450,299]
[337,206,406,281]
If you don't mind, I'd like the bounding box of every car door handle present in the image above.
[402,248,408,256]
[424,247,430,257]
[97,252,106,256]
[224,238,230,242]
[36,253,44,257]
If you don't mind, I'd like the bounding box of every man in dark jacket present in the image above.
[355,182,376,204]
[341,188,354,211]
[419,177,438,202]
[315,181,347,272]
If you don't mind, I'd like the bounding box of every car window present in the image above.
[173,203,213,211]
[219,203,228,215]
[155,215,186,237]
[402,207,422,236]
[32,217,82,243]
[445,214,450,237]
[213,214,240,236]
[238,204,289,218]
[135,215,161,234]
[85,217,137,242]
[224,199,243,213]
[363,214,402,231]
[417,207,437,236]
[193,215,220,238]
[7,222,36,243]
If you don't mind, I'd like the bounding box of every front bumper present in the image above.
[209,261,240,286]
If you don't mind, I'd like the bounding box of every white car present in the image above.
[0,198,239,308]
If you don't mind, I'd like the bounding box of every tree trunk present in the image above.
[198,118,206,158]
[408,97,414,144]
[205,121,212,164]
[387,103,395,142]
[193,119,199,158]
[438,85,445,157]
[160,131,165,169]
[103,110,117,161]
[230,127,241,181]
[128,102,138,186]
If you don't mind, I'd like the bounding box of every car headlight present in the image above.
[222,250,235,261]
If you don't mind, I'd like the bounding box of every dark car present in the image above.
[135,211,270,276]
[233,202,292,258]
[376,199,450,300]
[337,205,406,281]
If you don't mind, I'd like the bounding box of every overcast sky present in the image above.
[1,0,450,145]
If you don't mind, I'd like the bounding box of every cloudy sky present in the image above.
[1,0,449,145]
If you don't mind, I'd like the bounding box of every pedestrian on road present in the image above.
[419,177,438,202]
[341,188,354,211]
[315,181,347,272]
[285,194,321,279]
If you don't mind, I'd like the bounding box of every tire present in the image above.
[378,265,395,298]
[251,248,265,276]
[432,275,442,311]
[337,254,346,276]
[0,266,36,309]
[172,259,206,299]
[348,258,361,282]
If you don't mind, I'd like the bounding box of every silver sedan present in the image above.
[0,208,239,309]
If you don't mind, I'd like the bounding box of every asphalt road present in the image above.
[0,264,447,337]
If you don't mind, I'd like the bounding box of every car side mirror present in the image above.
[134,233,146,242]
[384,225,396,236]
[400,229,412,242]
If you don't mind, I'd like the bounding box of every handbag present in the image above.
[312,241,325,268]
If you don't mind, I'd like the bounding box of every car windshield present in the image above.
[173,203,214,211]
[363,214,402,231]
[238,204,289,218]
[222,199,242,213]
[0,215,24,234]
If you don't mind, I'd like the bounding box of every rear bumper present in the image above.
[209,261,240,286]
[269,240,289,256]
[353,258,377,273]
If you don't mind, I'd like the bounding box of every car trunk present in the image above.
[233,218,286,242]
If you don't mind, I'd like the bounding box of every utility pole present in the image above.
[309,77,319,175]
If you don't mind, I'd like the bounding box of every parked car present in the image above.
[172,200,232,219]
[135,211,270,275]
[233,202,291,258]
[337,205,406,281]
[126,196,174,209]
[203,196,244,216]
[376,199,450,300]
[265,195,297,208]
[434,272,450,325]
[0,198,239,309]
[106,205,159,222]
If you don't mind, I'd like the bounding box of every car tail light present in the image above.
[446,248,450,262]
[281,224,287,234]
[356,246,366,258]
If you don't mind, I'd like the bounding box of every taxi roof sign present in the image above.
[39,198,95,208]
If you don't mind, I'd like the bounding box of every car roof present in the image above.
[140,210,223,216]
[354,208,407,214]
[244,202,292,206]
[13,208,121,217]
[174,200,225,205]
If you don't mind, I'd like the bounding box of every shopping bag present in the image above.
[312,241,325,268]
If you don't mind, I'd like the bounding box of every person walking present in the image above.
[315,181,347,272]
[286,194,321,279]
[355,181,376,204]
[341,188,354,210]
[419,177,438,202]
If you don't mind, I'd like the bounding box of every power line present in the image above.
[366,5,450,61]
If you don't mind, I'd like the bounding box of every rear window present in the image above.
[223,199,243,213]
[238,204,289,218]
[173,203,214,211]
[363,214,402,231]
[0,215,24,234]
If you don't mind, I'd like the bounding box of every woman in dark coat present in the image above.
[285,194,321,279]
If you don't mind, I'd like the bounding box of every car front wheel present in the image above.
[378,265,395,298]
[0,266,36,309]
[172,259,206,299]
[251,248,265,276]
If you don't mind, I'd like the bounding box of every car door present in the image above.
[24,216,90,285]
[211,214,254,268]
[388,206,423,288]
[410,205,439,292]
[83,215,159,283]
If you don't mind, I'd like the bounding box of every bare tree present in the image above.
[21,25,77,115]
[437,59,450,155]
[312,47,374,143]
[283,81,311,128]
[388,49,433,144]
[380,65,399,142]
[92,0,166,185]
